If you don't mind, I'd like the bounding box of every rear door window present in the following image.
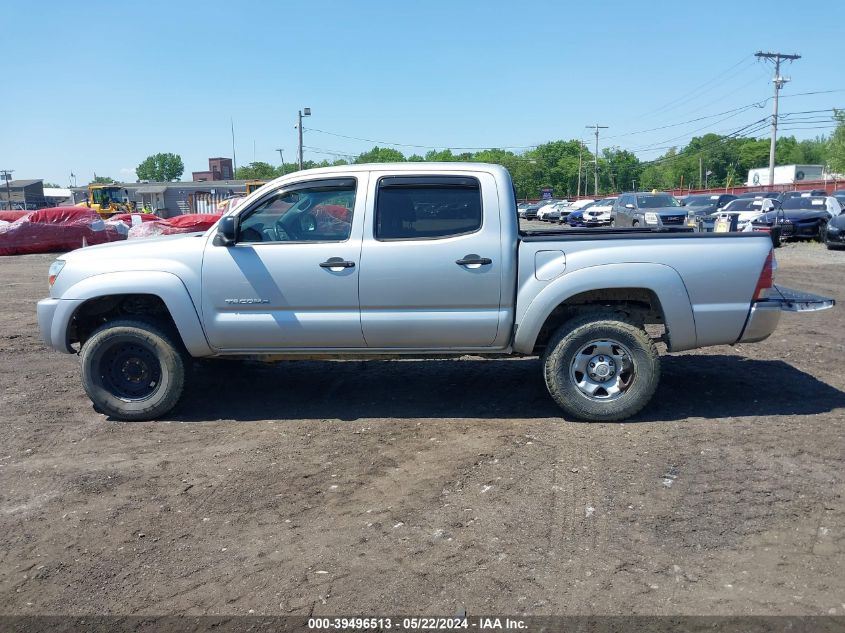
[375,176,482,240]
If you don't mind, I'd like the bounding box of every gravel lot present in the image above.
[1,234,843,617]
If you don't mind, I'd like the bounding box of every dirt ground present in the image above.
[1,237,843,617]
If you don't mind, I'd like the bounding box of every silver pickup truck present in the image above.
[37,163,833,422]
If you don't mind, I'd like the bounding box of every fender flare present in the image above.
[58,271,213,357]
[513,263,697,354]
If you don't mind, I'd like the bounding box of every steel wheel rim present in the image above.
[569,339,636,401]
[99,341,162,401]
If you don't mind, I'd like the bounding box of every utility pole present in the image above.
[755,51,801,187]
[297,107,311,171]
[699,156,703,189]
[230,117,237,177]
[586,124,608,196]
[576,141,583,198]
[1,169,13,210]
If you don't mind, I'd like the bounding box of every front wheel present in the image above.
[80,319,186,421]
[542,313,660,422]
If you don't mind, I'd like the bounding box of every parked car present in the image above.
[517,202,531,218]
[752,196,842,241]
[544,201,572,223]
[718,197,781,231]
[824,208,845,249]
[566,208,586,226]
[536,199,564,221]
[521,200,546,220]
[684,193,736,215]
[580,197,617,226]
[684,194,737,230]
[37,163,833,422]
[610,192,687,228]
[778,189,827,203]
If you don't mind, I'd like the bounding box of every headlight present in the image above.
[644,212,659,225]
[48,259,65,287]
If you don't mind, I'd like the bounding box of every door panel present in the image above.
[358,172,503,349]
[201,175,368,350]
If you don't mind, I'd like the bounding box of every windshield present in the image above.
[637,194,680,208]
[782,197,827,210]
[91,187,121,206]
[684,195,716,207]
[723,199,757,211]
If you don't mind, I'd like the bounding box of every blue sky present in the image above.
[4,0,844,185]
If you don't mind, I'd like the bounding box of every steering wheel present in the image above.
[274,197,315,241]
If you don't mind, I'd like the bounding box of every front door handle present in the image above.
[319,257,355,269]
[456,255,492,266]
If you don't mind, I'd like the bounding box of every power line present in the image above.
[621,56,756,124]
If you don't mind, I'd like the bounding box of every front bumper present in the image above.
[827,228,845,244]
[37,297,84,353]
[738,285,834,343]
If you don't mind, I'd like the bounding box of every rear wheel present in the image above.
[632,220,640,227]
[816,221,827,243]
[771,227,782,248]
[80,319,186,421]
[542,313,660,422]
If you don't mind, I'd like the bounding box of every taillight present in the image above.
[753,250,775,301]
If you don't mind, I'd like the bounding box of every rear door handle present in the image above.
[319,257,355,269]
[455,255,492,266]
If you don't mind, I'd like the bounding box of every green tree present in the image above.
[354,146,406,163]
[42,182,62,188]
[826,110,845,174]
[136,153,185,182]
[235,161,278,180]
[90,175,116,184]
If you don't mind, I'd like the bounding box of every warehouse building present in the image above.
[1,179,46,210]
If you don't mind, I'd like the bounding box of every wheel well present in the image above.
[532,288,665,353]
[69,294,180,350]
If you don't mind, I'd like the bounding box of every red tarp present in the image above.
[127,213,221,239]
[0,211,28,223]
[0,207,125,256]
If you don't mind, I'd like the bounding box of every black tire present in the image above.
[771,227,782,248]
[542,312,660,422]
[80,319,186,421]
[815,221,827,243]
[631,220,640,227]
[609,218,615,227]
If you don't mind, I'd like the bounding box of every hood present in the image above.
[827,213,845,229]
[60,231,205,264]
[758,209,830,222]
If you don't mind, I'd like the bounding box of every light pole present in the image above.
[297,107,311,170]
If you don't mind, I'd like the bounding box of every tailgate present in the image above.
[738,285,834,344]
[766,285,835,312]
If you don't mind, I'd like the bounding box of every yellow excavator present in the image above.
[77,184,135,217]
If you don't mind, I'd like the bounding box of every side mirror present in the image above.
[214,216,237,246]
[625,203,635,210]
